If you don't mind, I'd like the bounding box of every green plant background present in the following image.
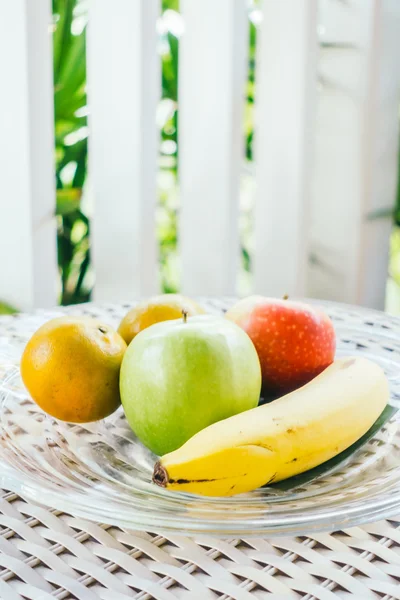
[0,0,399,313]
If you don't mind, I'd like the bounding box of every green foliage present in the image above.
[158,20,180,293]
[53,0,89,304]
[245,20,257,162]
[0,302,18,315]
[396,135,400,226]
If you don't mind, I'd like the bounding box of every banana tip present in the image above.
[153,461,168,487]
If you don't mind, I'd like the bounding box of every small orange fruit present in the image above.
[118,294,206,345]
[21,316,127,423]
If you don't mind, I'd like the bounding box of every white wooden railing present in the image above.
[1,0,400,312]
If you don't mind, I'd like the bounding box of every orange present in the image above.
[20,316,127,423]
[118,294,206,345]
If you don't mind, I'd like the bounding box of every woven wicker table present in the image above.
[1,301,400,600]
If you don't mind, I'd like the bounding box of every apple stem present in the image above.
[182,309,188,323]
[283,294,289,300]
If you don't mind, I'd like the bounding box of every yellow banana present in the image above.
[153,357,389,496]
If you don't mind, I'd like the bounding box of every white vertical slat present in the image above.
[253,0,318,298]
[88,0,160,303]
[0,0,57,311]
[308,0,400,309]
[179,0,248,296]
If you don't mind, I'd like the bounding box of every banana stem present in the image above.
[153,462,168,487]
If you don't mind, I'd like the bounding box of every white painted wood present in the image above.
[308,0,400,309]
[88,0,160,302]
[179,0,248,296]
[0,0,57,311]
[253,0,318,298]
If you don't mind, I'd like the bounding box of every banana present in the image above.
[152,357,389,497]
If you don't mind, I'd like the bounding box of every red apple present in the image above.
[226,296,336,396]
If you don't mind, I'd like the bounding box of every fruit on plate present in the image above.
[226,296,336,395]
[21,316,127,423]
[118,294,206,345]
[120,314,261,455]
[153,356,388,496]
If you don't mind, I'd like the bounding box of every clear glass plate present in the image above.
[1,300,400,537]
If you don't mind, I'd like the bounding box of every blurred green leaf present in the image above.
[72,141,87,188]
[55,116,86,145]
[56,138,87,178]
[54,23,86,121]
[162,0,179,10]
[56,188,82,216]
[395,133,400,226]
[55,92,86,122]
[168,32,178,83]
[249,21,257,58]
[73,249,90,300]
[0,302,18,315]
[58,31,86,96]
[162,33,179,102]
[53,0,74,84]
[242,247,251,273]
[58,227,74,290]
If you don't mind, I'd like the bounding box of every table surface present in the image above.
[1,301,400,600]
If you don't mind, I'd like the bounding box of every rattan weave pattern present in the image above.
[0,300,400,599]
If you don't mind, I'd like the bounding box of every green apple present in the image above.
[120,314,261,455]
